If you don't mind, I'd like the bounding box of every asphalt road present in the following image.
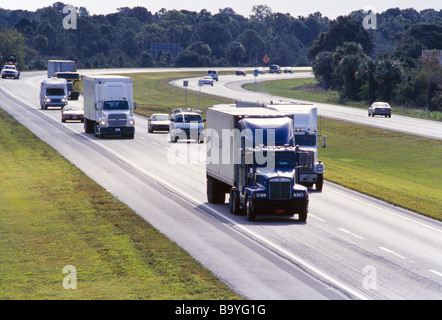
[0,70,441,300]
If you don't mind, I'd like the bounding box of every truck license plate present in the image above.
[115,128,121,132]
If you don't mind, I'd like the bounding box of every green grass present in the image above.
[120,72,234,118]
[0,109,241,300]
[319,119,442,220]
[244,78,442,121]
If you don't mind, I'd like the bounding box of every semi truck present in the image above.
[264,101,326,191]
[206,103,312,222]
[47,60,77,78]
[83,75,136,139]
[55,71,81,100]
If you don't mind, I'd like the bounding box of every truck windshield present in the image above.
[46,88,65,96]
[295,135,316,147]
[254,151,296,169]
[184,115,203,123]
[103,101,129,110]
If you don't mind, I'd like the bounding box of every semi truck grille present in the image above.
[297,151,314,173]
[269,180,291,199]
[108,114,127,126]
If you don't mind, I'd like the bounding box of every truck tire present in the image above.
[207,177,225,204]
[298,206,308,222]
[229,189,240,215]
[246,198,256,221]
[315,174,323,192]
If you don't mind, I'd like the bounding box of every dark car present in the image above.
[269,65,281,74]
[368,102,392,118]
[148,113,171,133]
[236,70,246,76]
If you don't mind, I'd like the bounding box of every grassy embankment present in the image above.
[0,108,240,299]
[244,78,442,121]
[128,71,234,118]
[242,78,441,220]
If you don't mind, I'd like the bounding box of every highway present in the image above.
[170,71,442,140]
[0,70,441,300]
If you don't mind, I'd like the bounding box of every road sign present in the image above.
[263,55,270,64]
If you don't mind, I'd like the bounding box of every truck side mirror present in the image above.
[134,102,137,110]
[322,135,327,148]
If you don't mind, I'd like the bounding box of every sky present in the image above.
[1,0,441,19]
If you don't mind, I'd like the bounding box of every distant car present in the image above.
[148,113,171,133]
[254,67,265,75]
[1,65,20,79]
[269,65,281,74]
[207,70,219,81]
[284,67,295,74]
[61,105,84,122]
[201,76,214,86]
[236,70,246,76]
[368,102,392,118]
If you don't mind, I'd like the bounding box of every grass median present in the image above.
[0,108,240,300]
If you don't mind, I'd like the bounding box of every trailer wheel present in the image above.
[229,190,240,215]
[246,198,256,222]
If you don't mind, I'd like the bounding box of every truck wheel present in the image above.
[229,190,240,214]
[315,174,323,192]
[246,199,256,222]
[94,124,102,139]
[298,208,308,222]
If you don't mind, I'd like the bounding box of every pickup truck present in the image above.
[1,65,20,79]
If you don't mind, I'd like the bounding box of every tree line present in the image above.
[0,3,441,110]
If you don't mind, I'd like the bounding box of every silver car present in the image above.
[147,114,171,133]
[368,102,392,118]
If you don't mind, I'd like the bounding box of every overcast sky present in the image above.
[1,0,441,18]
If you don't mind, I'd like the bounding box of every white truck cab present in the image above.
[40,78,68,110]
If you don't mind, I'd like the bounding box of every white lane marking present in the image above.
[429,270,442,277]
[339,228,364,240]
[327,186,442,234]
[379,247,406,260]
[309,214,326,222]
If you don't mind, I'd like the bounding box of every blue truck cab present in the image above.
[206,104,311,222]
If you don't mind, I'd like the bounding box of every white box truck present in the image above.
[206,103,311,222]
[47,60,77,78]
[265,101,325,191]
[83,75,136,139]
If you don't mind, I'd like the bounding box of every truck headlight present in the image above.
[129,120,135,125]
[45,98,51,102]
[61,99,67,102]
[99,121,106,126]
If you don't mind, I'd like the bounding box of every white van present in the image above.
[207,70,219,81]
[40,78,68,110]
